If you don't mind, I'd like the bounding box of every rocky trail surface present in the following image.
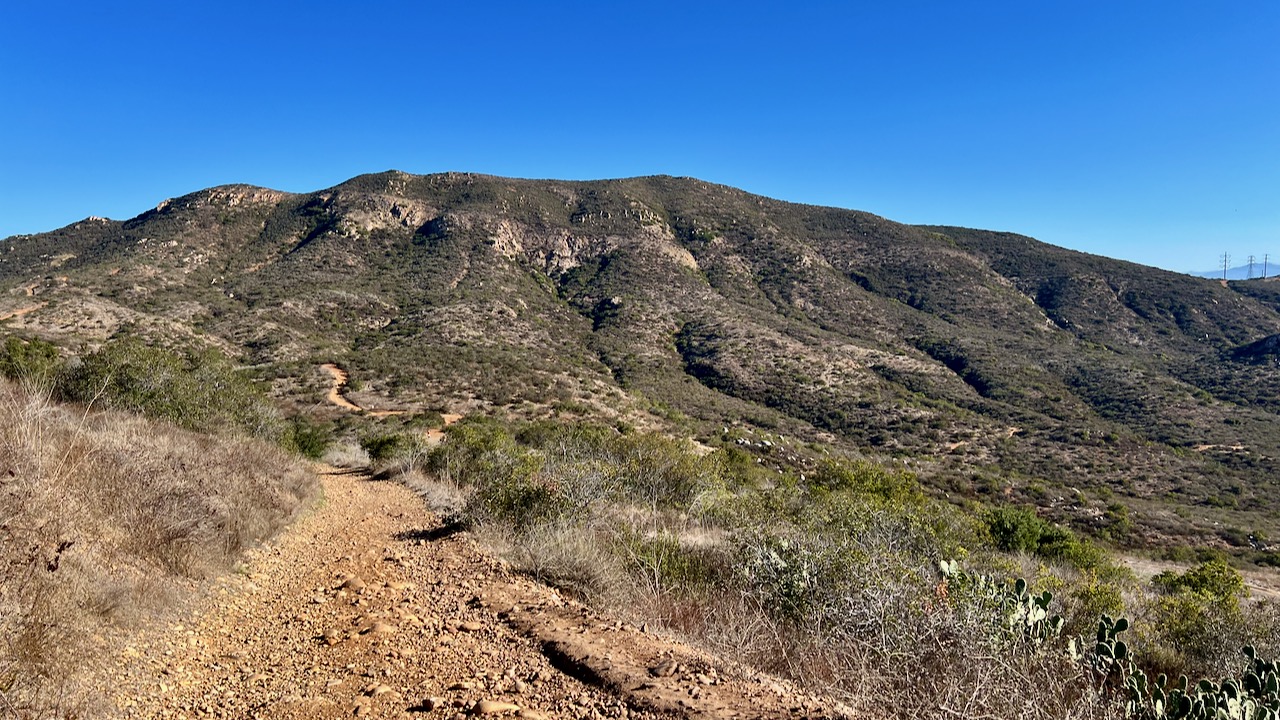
[107,467,850,719]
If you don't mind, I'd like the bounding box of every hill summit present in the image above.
[4,170,1280,546]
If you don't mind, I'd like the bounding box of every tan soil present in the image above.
[319,364,442,420]
[0,302,46,322]
[1122,555,1280,602]
[320,363,364,412]
[426,414,464,443]
[1191,444,1246,452]
[107,468,848,719]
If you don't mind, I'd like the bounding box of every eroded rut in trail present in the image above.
[109,469,848,719]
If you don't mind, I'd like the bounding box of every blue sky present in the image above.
[1,1,1276,273]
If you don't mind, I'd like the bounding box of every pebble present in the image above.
[362,621,396,635]
[473,699,521,715]
[649,659,678,678]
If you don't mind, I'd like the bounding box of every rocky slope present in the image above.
[4,171,1280,546]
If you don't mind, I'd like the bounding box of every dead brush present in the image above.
[0,379,316,718]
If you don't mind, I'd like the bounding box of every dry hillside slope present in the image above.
[5,170,1280,548]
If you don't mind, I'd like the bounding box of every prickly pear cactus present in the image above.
[937,561,1065,647]
[1104,619,1280,720]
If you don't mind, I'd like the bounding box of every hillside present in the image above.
[4,171,1280,549]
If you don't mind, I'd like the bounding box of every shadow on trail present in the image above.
[318,466,371,477]
[394,522,465,543]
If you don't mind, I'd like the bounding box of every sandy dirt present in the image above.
[0,303,46,322]
[105,468,848,719]
[320,363,364,412]
[1122,555,1280,602]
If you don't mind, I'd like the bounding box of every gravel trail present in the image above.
[107,468,850,719]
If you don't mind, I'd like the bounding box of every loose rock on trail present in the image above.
[108,467,850,719]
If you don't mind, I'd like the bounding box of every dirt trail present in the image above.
[320,363,364,412]
[427,414,464,443]
[320,364,463,441]
[1123,555,1280,602]
[0,302,45,322]
[320,364,455,423]
[109,469,846,719]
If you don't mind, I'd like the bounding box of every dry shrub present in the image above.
[503,522,628,607]
[400,470,467,524]
[321,439,371,469]
[0,380,316,717]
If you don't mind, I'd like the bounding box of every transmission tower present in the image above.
[1249,255,1256,279]
[1266,254,1271,280]
[1222,252,1231,280]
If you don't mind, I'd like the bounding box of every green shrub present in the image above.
[0,335,63,385]
[360,432,410,462]
[1063,572,1126,634]
[466,452,560,530]
[614,432,720,508]
[810,457,924,505]
[622,530,721,595]
[59,338,278,436]
[1153,560,1246,602]
[282,417,332,460]
[1037,525,1107,571]
[986,505,1047,553]
[738,534,825,622]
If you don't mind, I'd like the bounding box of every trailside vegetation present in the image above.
[391,417,1280,720]
[0,334,320,716]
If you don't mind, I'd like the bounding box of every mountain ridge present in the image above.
[4,170,1280,551]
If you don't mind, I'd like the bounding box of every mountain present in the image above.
[4,170,1280,549]
[1189,264,1278,281]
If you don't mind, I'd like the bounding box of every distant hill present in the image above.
[1188,264,1277,281]
[5,170,1280,548]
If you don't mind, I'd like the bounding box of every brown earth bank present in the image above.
[103,467,851,720]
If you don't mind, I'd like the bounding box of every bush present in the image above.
[0,335,63,385]
[622,529,721,595]
[1037,525,1106,571]
[987,505,1047,553]
[1153,560,1245,602]
[60,339,279,437]
[810,457,923,505]
[360,432,410,462]
[282,417,332,460]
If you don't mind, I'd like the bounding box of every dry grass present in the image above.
[321,439,371,469]
[0,379,316,718]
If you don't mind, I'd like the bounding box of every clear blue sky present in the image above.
[2,1,1276,273]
